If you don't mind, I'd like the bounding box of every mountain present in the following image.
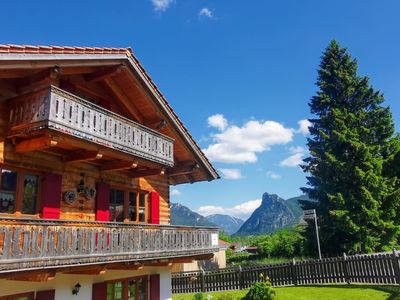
[285,195,311,222]
[170,203,216,227]
[235,193,296,235]
[205,214,244,235]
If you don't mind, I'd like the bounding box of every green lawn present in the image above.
[173,285,400,300]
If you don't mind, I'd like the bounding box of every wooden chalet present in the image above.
[0,45,219,300]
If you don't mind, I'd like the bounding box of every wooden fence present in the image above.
[172,250,400,294]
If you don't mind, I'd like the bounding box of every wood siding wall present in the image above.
[0,139,170,223]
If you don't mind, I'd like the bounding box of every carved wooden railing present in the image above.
[0,217,219,274]
[8,86,174,167]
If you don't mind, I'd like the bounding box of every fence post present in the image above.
[343,253,350,284]
[291,258,297,286]
[238,266,243,290]
[392,249,400,285]
[200,270,205,292]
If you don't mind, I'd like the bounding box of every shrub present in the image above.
[244,278,275,300]
[255,229,305,258]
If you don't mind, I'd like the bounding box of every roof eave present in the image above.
[0,52,219,181]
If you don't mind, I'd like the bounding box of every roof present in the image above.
[218,239,231,248]
[0,44,219,181]
[0,44,131,55]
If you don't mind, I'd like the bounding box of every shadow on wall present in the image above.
[197,259,220,271]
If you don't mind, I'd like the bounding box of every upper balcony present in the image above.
[7,86,174,168]
[0,217,219,275]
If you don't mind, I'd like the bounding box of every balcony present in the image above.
[8,86,174,167]
[0,217,219,274]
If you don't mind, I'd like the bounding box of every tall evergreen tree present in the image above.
[302,40,400,255]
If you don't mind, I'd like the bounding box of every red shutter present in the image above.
[92,282,107,300]
[150,192,160,224]
[36,289,55,300]
[96,182,110,221]
[150,274,160,300]
[42,173,62,219]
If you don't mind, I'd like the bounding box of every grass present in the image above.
[173,285,400,300]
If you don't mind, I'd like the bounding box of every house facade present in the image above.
[0,45,219,300]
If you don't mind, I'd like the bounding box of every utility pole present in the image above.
[303,209,322,259]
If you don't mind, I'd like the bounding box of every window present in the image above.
[109,189,125,222]
[0,169,40,215]
[106,276,148,300]
[107,281,123,300]
[0,169,17,213]
[110,188,148,223]
[128,192,147,222]
[22,174,39,214]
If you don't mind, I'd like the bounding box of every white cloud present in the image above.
[297,119,312,135]
[289,146,307,154]
[170,189,181,196]
[151,0,174,12]
[199,7,213,18]
[219,168,242,180]
[203,117,294,164]
[280,153,304,168]
[208,114,228,131]
[267,171,281,180]
[197,199,262,220]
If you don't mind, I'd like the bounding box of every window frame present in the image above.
[0,166,42,217]
[106,275,148,300]
[109,186,149,224]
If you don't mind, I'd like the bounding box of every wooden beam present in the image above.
[85,65,125,83]
[172,258,195,263]
[130,168,165,178]
[6,270,56,282]
[15,136,58,153]
[65,150,103,162]
[146,260,172,267]
[101,160,138,172]
[193,254,214,261]
[108,263,143,270]
[16,67,62,94]
[104,78,144,123]
[0,80,17,98]
[70,81,110,102]
[63,266,106,275]
[167,163,199,177]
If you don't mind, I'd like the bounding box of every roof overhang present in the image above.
[0,47,219,183]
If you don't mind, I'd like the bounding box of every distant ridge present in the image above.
[205,214,244,235]
[170,203,216,227]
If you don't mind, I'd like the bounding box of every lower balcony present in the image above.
[0,217,219,275]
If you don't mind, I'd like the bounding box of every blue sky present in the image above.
[2,1,400,220]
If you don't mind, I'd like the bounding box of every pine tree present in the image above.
[302,40,400,255]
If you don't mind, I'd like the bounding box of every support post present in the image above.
[343,253,350,284]
[292,258,297,286]
[238,266,243,290]
[314,210,322,260]
[392,249,400,285]
[200,270,205,293]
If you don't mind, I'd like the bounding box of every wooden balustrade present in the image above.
[172,251,400,294]
[0,217,219,274]
[8,86,174,167]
